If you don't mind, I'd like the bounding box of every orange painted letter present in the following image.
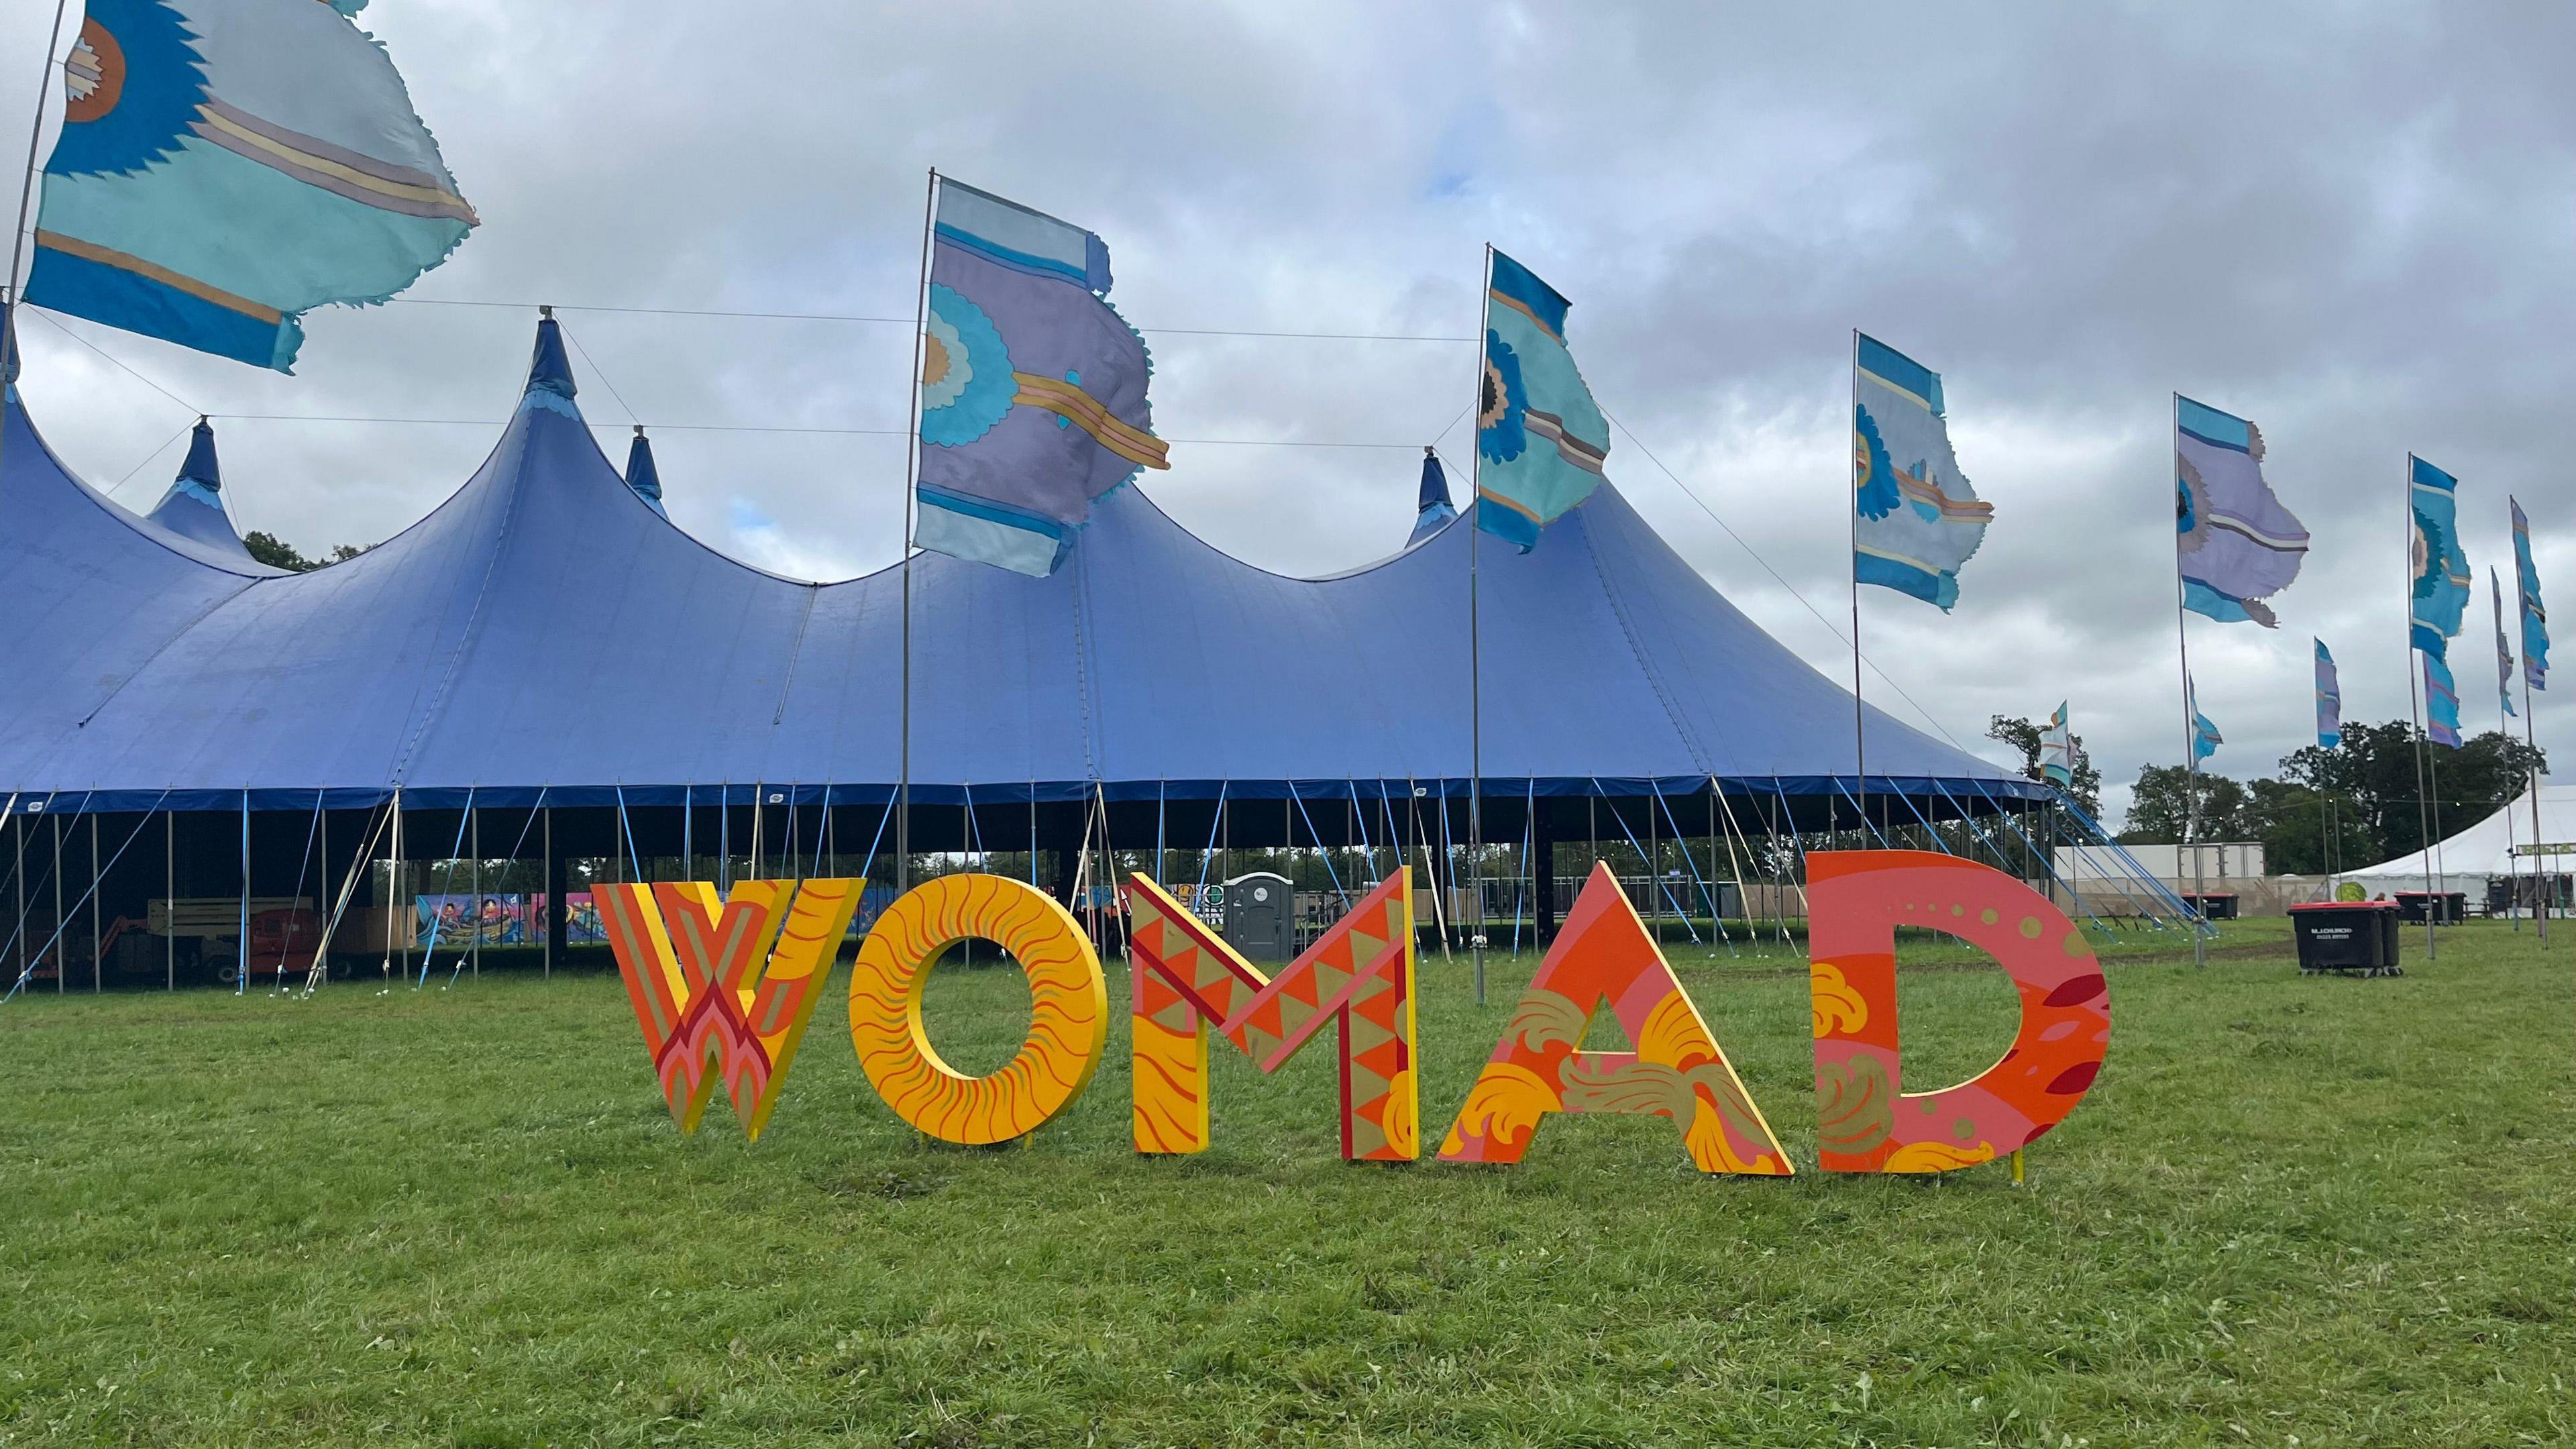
[1439,863,1789,1175]
[1126,873,1418,1161]
[1807,850,2110,1173]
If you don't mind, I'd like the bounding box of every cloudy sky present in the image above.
[6,2,2571,827]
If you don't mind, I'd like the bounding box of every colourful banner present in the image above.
[2424,651,2462,748]
[1475,250,1609,551]
[914,179,1167,576]
[2409,456,2470,657]
[25,0,476,370]
[2040,701,2074,786]
[2513,496,2549,692]
[1854,335,1991,610]
[2176,396,2307,627]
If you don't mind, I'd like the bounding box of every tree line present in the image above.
[1990,713,2542,876]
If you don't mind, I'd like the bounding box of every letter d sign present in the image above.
[1807,851,2109,1174]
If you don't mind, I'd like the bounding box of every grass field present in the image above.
[2,914,2569,1446]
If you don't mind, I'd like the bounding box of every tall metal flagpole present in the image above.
[1849,331,1868,841]
[2171,394,2206,966]
[898,170,938,896]
[2405,454,2435,961]
[1467,244,1491,1007]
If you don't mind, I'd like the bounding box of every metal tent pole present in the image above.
[88,814,99,991]
[164,811,174,991]
[470,806,480,977]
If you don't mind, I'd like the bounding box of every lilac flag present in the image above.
[914,180,1169,576]
[2176,396,2308,627]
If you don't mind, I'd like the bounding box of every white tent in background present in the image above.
[2339,782,2576,898]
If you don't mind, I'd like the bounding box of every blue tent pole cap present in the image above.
[525,311,578,400]
[1417,446,1452,515]
[625,426,666,515]
[178,418,221,492]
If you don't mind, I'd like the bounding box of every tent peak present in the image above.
[624,428,667,517]
[524,314,579,415]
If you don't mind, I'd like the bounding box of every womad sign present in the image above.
[593,851,2110,1175]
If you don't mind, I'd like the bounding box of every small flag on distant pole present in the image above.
[2493,569,2519,719]
[2176,397,2308,627]
[1475,251,1610,551]
[2188,674,2222,761]
[2313,639,2341,748]
[23,0,477,371]
[2513,496,2549,691]
[1854,335,1992,610]
[2040,702,2074,787]
[2424,651,2463,748]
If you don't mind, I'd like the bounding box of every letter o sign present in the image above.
[849,874,1108,1144]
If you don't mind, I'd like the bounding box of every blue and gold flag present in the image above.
[2513,496,2548,691]
[2408,456,2471,657]
[1475,251,1609,551]
[914,179,1169,577]
[1854,335,1991,609]
[25,0,475,372]
[2176,397,2308,627]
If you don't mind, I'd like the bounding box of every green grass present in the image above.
[2,917,2569,1446]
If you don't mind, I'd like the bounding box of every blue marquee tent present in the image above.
[0,320,2041,830]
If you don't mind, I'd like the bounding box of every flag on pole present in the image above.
[2188,674,2222,761]
[2176,397,2308,627]
[23,0,476,372]
[2513,496,2549,691]
[913,179,1169,577]
[1852,335,1992,610]
[2424,651,2463,748]
[2314,638,2341,748]
[2408,456,2471,657]
[1475,251,1609,551]
[2493,568,2518,718]
[2039,702,2074,787]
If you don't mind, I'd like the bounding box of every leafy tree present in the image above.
[1987,714,2102,816]
[2118,765,2251,844]
[2279,721,2543,862]
[241,532,365,572]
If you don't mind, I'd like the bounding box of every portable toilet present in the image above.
[1222,871,1296,962]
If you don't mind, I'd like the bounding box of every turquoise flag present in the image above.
[2514,496,2549,691]
[2424,651,2462,748]
[24,0,475,371]
[1475,251,1608,551]
[1854,335,1991,609]
[2189,674,2222,761]
[2408,456,2470,657]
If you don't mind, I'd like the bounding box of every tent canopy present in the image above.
[0,320,2043,821]
[2341,782,2574,895]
